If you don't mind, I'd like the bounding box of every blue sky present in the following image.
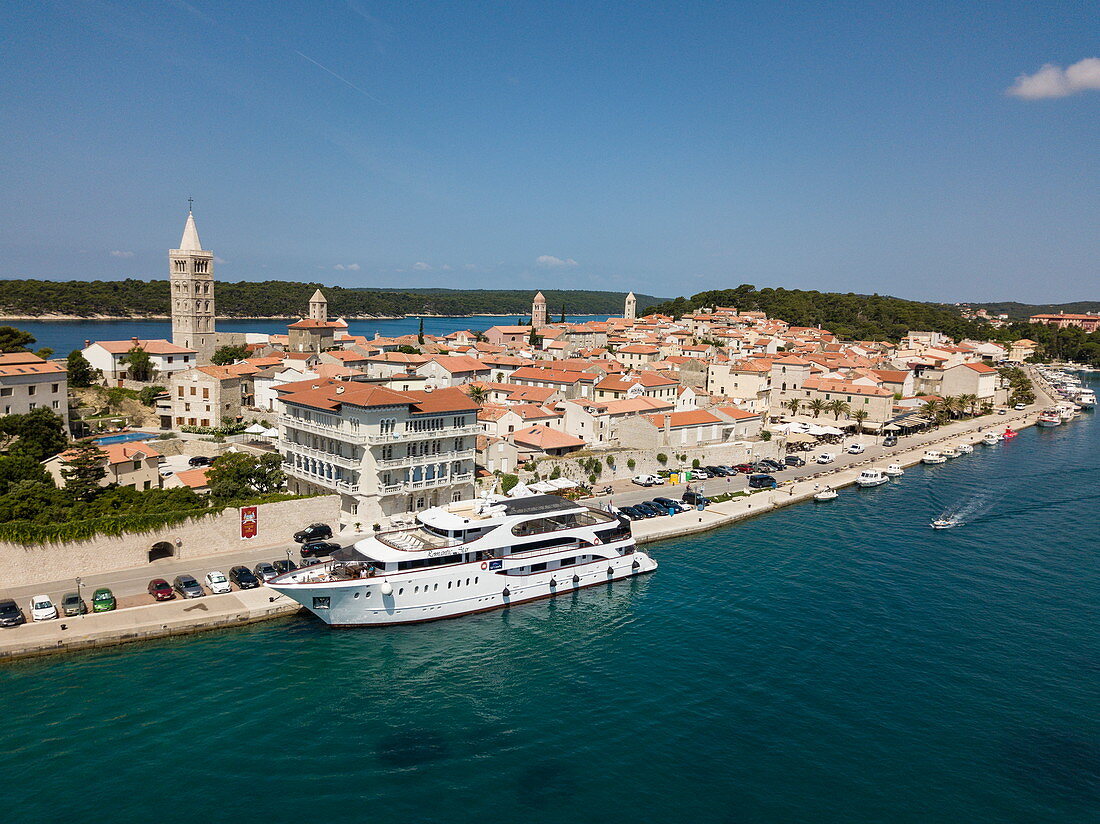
[1,1,1096,303]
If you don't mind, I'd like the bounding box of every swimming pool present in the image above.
[94,431,157,445]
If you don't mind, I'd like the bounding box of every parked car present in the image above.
[147,578,175,601]
[272,559,299,575]
[60,592,87,616]
[253,562,279,583]
[0,599,26,628]
[618,506,645,521]
[300,556,324,567]
[757,460,785,472]
[631,474,662,487]
[717,465,737,476]
[301,540,340,558]
[294,522,333,543]
[172,574,204,598]
[689,468,712,479]
[229,566,260,589]
[816,452,836,464]
[734,463,755,474]
[205,570,232,594]
[882,436,898,447]
[91,588,116,612]
[682,490,710,506]
[652,496,688,513]
[847,443,866,454]
[187,455,213,467]
[748,474,778,489]
[28,594,57,622]
[637,501,668,517]
[158,466,175,478]
[1014,403,1027,410]
[784,455,806,467]
[705,466,730,477]
[998,409,1007,415]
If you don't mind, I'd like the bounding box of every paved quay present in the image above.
[0,378,1052,663]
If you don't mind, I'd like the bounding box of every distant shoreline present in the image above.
[0,313,608,322]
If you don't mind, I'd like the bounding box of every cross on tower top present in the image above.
[187,196,194,213]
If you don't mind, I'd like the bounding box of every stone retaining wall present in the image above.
[0,495,340,588]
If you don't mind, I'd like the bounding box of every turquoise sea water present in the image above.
[15,315,610,357]
[2,378,1098,823]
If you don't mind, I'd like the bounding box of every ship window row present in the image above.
[396,553,463,571]
[510,510,611,537]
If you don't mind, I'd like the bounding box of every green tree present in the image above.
[418,318,425,345]
[121,346,154,381]
[466,385,489,406]
[211,344,248,365]
[138,385,167,406]
[656,453,668,465]
[0,325,36,352]
[560,304,566,323]
[206,452,286,501]
[396,345,421,355]
[59,440,108,501]
[627,458,636,470]
[783,398,801,416]
[807,398,827,418]
[827,400,850,420]
[499,473,519,493]
[0,408,69,461]
[850,408,868,434]
[529,327,541,347]
[66,349,98,387]
[35,347,54,360]
[0,455,53,495]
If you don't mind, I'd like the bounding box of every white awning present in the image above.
[244,423,267,434]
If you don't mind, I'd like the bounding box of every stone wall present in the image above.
[0,495,340,588]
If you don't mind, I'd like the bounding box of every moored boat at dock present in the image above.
[266,494,656,627]
[856,468,890,488]
[884,463,904,477]
[922,450,947,464]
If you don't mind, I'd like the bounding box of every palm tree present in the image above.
[807,398,827,418]
[919,399,939,425]
[783,398,801,417]
[850,408,868,434]
[466,384,489,406]
[827,399,850,421]
[959,394,978,417]
[941,396,962,420]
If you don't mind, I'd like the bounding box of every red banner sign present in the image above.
[240,506,258,540]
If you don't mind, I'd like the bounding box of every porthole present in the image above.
[434,583,438,591]
[354,592,360,599]
[398,588,404,595]
[475,576,479,584]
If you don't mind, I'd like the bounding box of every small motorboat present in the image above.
[941,446,961,459]
[930,518,959,530]
[1037,410,1061,427]
[957,443,973,454]
[1002,428,1018,439]
[856,468,890,488]
[922,451,947,464]
[982,432,1001,444]
[813,488,838,501]
[884,463,904,477]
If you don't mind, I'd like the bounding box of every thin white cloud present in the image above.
[214,255,226,264]
[110,250,135,258]
[536,255,578,268]
[463,263,479,271]
[412,261,432,270]
[1007,57,1100,99]
[440,264,452,271]
[295,50,382,103]
[334,263,361,271]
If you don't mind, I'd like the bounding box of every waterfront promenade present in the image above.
[0,383,1053,662]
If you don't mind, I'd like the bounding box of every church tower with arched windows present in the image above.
[531,291,547,330]
[169,206,216,365]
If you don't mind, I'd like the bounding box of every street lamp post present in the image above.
[75,576,82,617]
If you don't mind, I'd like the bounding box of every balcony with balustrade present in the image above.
[373,448,475,470]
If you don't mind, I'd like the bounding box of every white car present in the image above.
[159,466,175,478]
[205,571,232,594]
[29,594,58,622]
[816,452,836,464]
[1013,403,1026,410]
[631,474,663,487]
[847,443,866,454]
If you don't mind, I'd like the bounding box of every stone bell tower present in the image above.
[169,204,216,365]
[532,291,548,330]
[625,291,637,320]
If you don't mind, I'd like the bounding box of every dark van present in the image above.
[748,474,777,489]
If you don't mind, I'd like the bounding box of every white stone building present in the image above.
[277,382,479,523]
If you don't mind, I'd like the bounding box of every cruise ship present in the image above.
[266,494,657,626]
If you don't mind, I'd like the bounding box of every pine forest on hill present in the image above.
[0,279,662,319]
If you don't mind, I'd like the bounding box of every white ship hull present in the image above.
[269,541,656,626]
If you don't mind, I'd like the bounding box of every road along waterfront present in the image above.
[1,373,1096,823]
[0,384,1055,661]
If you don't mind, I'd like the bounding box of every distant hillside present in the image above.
[0,279,664,318]
[966,301,1100,320]
[645,284,991,342]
